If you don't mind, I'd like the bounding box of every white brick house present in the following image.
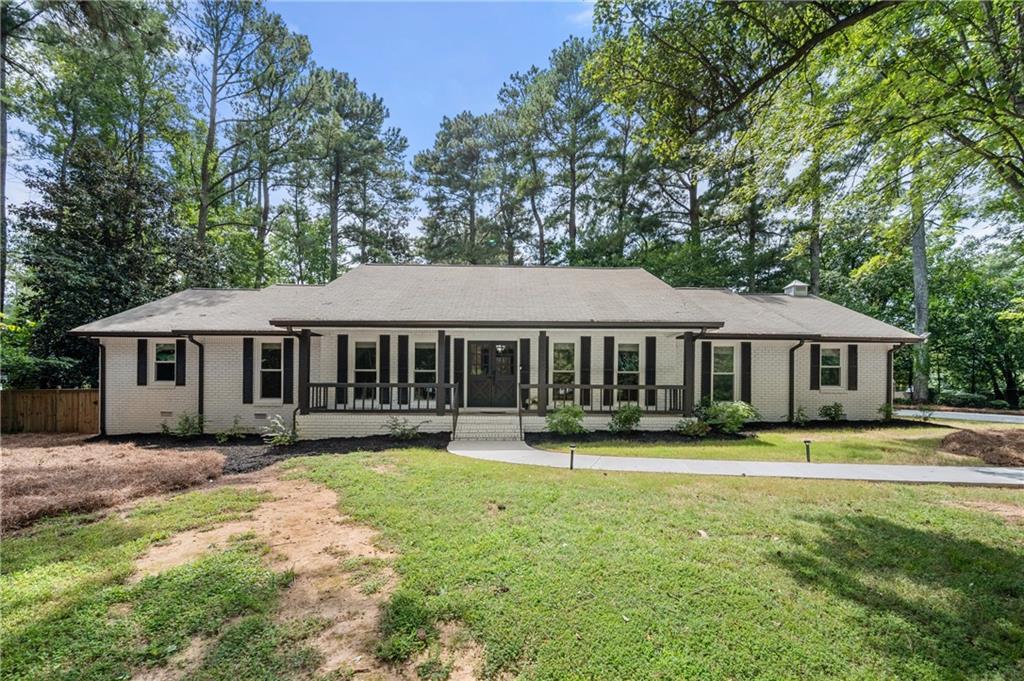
[71,265,920,439]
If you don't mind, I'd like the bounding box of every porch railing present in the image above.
[520,383,687,415]
[306,382,460,431]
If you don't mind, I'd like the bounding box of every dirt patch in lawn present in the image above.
[949,501,1024,524]
[939,428,1024,466]
[1,434,224,531]
[132,469,483,680]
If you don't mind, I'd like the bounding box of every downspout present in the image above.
[187,336,204,429]
[788,339,806,422]
[90,338,106,436]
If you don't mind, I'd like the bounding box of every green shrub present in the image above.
[792,406,809,426]
[215,416,247,444]
[675,419,710,437]
[988,399,1011,410]
[877,402,894,421]
[163,412,204,438]
[545,404,586,435]
[375,590,435,663]
[386,416,425,440]
[818,402,846,421]
[260,414,298,446]
[704,401,758,434]
[608,404,643,433]
[939,391,988,408]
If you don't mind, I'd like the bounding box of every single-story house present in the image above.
[71,265,921,439]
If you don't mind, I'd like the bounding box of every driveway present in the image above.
[896,409,1024,424]
[447,441,1024,487]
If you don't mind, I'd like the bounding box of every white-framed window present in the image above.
[259,342,283,400]
[617,343,640,402]
[355,341,377,400]
[712,346,735,401]
[414,342,436,401]
[821,347,842,387]
[154,342,176,382]
[552,342,575,401]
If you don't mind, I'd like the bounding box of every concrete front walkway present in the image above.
[446,441,1024,487]
[896,408,1024,424]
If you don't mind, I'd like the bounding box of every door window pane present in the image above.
[617,344,640,401]
[260,342,282,399]
[154,343,176,382]
[553,342,575,401]
[414,343,436,400]
[821,348,842,387]
[712,346,734,401]
[355,342,377,400]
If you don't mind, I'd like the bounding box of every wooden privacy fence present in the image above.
[1,389,99,434]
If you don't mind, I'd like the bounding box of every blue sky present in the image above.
[271,1,594,157]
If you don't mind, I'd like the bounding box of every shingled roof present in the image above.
[269,264,722,329]
[71,264,919,341]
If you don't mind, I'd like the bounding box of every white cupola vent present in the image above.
[783,280,810,297]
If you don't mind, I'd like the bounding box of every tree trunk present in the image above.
[467,196,477,264]
[910,167,930,403]
[745,196,759,291]
[197,41,221,252]
[809,156,822,294]
[1001,355,1020,408]
[529,158,546,265]
[0,21,7,313]
[254,163,270,287]
[687,178,700,249]
[329,152,340,279]
[568,159,577,257]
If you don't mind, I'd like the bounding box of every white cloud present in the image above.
[566,1,594,28]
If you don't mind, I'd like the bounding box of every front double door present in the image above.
[467,341,517,408]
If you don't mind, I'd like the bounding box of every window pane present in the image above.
[261,343,281,370]
[821,349,841,367]
[618,345,639,372]
[553,343,574,372]
[821,367,841,387]
[553,370,575,400]
[260,370,281,399]
[155,343,176,362]
[355,343,376,371]
[414,368,436,400]
[155,363,176,382]
[414,344,436,371]
[713,374,734,401]
[713,346,734,372]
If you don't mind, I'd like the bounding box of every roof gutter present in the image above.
[269,319,725,330]
[88,339,107,436]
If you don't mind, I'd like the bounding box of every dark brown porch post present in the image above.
[537,330,548,416]
[682,332,695,416]
[436,329,447,416]
[298,329,311,415]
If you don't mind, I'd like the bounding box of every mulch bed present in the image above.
[940,429,1024,467]
[95,432,452,474]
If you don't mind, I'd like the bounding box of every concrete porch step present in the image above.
[453,413,522,441]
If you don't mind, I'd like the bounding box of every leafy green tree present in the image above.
[13,139,185,386]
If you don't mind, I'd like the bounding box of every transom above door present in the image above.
[467,341,517,408]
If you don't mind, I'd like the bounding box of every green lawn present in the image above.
[535,424,991,465]
[4,448,1023,680]
[296,449,1024,680]
[0,488,324,681]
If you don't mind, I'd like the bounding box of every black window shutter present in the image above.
[137,339,148,385]
[379,334,391,404]
[848,344,858,391]
[242,338,254,404]
[336,334,348,405]
[603,336,614,406]
[519,338,530,408]
[579,336,591,406]
[454,338,465,407]
[740,342,752,404]
[282,337,294,404]
[175,339,187,386]
[700,341,712,402]
[397,335,409,404]
[444,335,451,383]
[810,344,821,390]
[644,336,657,406]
